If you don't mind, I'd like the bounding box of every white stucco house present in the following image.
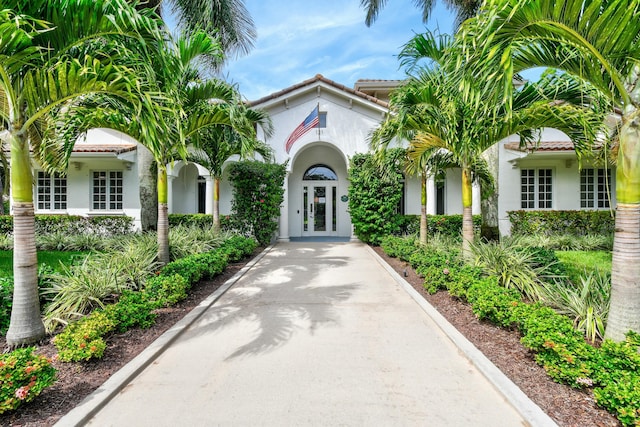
[26,74,614,238]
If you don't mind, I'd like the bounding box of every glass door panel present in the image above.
[302,184,336,235]
[313,186,327,231]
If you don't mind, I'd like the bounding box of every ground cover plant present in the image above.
[0,230,257,414]
[0,251,88,278]
[380,235,638,426]
[556,250,612,284]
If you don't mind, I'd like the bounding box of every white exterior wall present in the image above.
[53,84,610,239]
[405,176,422,215]
[254,82,388,239]
[34,128,142,229]
[497,129,616,235]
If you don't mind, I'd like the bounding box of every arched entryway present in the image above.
[287,143,350,238]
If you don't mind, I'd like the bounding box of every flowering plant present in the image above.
[0,347,56,414]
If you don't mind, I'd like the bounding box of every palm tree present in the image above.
[187,105,274,233]
[63,31,240,265]
[371,115,460,245]
[135,0,256,58]
[375,30,607,258]
[1,0,163,347]
[458,0,640,341]
[130,0,256,232]
[361,0,482,28]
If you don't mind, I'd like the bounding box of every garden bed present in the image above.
[0,246,620,426]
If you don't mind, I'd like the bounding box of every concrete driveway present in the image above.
[56,242,556,426]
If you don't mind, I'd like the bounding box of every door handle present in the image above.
[310,203,313,213]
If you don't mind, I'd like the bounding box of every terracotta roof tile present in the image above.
[504,141,576,152]
[249,74,389,108]
[72,143,137,154]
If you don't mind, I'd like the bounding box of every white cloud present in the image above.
[224,0,454,100]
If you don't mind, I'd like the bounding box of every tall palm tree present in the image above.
[375,30,607,258]
[1,0,164,347]
[130,0,256,232]
[188,104,274,233]
[371,114,460,245]
[458,0,640,341]
[361,0,481,28]
[63,31,240,265]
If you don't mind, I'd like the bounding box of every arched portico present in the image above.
[283,142,351,239]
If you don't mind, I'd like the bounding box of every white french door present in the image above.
[302,184,337,235]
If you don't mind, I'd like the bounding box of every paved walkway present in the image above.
[56,242,557,426]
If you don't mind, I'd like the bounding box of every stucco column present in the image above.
[426,176,436,215]
[278,172,290,242]
[205,175,214,215]
[472,182,481,215]
[167,175,175,214]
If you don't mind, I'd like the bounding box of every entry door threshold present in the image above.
[290,236,351,242]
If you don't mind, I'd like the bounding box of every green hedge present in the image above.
[508,210,614,236]
[169,214,236,232]
[52,235,257,363]
[348,150,405,245]
[0,215,133,236]
[381,236,640,426]
[397,214,481,238]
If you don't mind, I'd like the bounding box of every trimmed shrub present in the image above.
[144,274,190,308]
[348,150,405,245]
[228,161,287,246]
[380,236,639,426]
[103,290,157,332]
[0,348,56,414]
[398,214,482,238]
[0,278,12,334]
[508,210,614,237]
[54,310,117,362]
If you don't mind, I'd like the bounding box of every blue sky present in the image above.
[220,0,456,101]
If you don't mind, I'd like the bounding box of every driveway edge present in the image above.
[366,244,558,427]
[54,245,274,427]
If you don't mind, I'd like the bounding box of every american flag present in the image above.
[285,105,319,153]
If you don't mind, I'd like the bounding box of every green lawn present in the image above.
[556,250,612,284]
[0,251,89,277]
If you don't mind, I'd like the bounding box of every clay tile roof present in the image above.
[2,142,138,154]
[72,143,137,154]
[249,74,389,108]
[504,141,576,152]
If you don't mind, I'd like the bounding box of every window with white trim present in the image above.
[521,169,553,209]
[580,168,611,208]
[92,171,123,210]
[36,171,67,210]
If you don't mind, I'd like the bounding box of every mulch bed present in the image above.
[1,246,620,426]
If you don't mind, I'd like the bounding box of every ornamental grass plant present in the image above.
[539,269,611,343]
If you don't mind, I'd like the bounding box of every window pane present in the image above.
[318,112,327,128]
[37,171,51,210]
[303,164,337,180]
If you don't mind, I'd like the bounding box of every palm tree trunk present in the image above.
[213,176,220,234]
[420,172,427,245]
[481,145,499,241]
[157,166,170,265]
[6,132,45,347]
[606,204,640,341]
[605,120,640,341]
[461,166,474,259]
[138,145,158,231]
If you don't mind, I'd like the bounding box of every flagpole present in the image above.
[317,102,320,141]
